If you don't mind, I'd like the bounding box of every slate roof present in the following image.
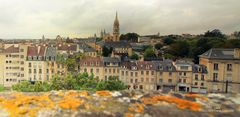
[45,46,57,57]
[101,41,131,48]
[103,57,121,63]
[154,61,177,72]
[192,64,208,73]
[78,43,96,52]
[76,38,96,43]
[199,48,238,60]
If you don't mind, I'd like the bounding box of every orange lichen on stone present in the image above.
[128,103,144,113]
[152,95,202,111]
[125,113,134,117]
[185,93,208,101]
[79,91,88,97]
[0,93,55,117]
[96,90,112,97]
[58,97,84,111]
[141,97,158,105]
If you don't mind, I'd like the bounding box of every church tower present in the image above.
[113,12,120,41]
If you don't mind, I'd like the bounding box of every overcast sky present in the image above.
[0,0,239,39]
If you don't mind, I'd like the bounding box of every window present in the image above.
[135,72,138,77]
[159,79,163,83]
[90,69,93,73]
[34,69,37,74]
[183,72,186,76]
[213,73,218,81]
[146,71,149,75]
[195,82,198,85]
[169,72,172,76]
[29,69,32,73]
[180,66,188,70]
[130,79,133,83]
[96,69,99,73]
[113,69,116,73]
[201,75,204,81]
[201,83,204,86]
[160,72,163,76]
[227,64,232,71]
[135,79,138,83]
[84,68,87,72]
[151,71,154,75]
[168,79,172,83]
[20,55,24,58]
[131,72,133,77]
[214,63,218,70]
[195,74,198,80]
[46,69,49,73]
[183,79,186,83]
[122,71,124,76]
[141,71,144,75]
[29,63,32,67]
[179,79,182,82]
[39,69,42,74]
[105,69,107,73]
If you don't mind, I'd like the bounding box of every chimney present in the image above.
[234,48,240,58]
[38,46,41,54]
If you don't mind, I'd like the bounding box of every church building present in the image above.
[101,12,120,42]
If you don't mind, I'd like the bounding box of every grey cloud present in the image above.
[0,0,239,39]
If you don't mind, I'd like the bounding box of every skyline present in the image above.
[0,0,240,39]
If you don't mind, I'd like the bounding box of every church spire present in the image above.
[113,11,120,41]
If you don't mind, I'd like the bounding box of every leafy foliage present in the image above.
[120,33,139,42]
[130,53,140,60]
[12,73,127,92]
[102,46,113,57]
[144,47,156,58]
[0,85,5,92]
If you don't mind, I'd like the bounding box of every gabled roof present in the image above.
[27,46,46,56]
[199,48,237,60]
[3,45,19,53]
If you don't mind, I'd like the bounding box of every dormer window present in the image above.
[159,66,163,70]
[169,66,172,71]
[198,68,201,72]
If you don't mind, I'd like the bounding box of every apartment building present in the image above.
[155,60,178,92]
[174,60,193,92]
[191,65,208,93]
[120,61,157,90]
[0,44,28,87]
[199,48,240,93]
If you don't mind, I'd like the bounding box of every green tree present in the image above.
[120,33,139,42]
[102,46,112,57]
[163,37,174,45]
[154,43,163,50]
[130,53,139,60]
[170,40,189,57]
[144,47,156,58]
